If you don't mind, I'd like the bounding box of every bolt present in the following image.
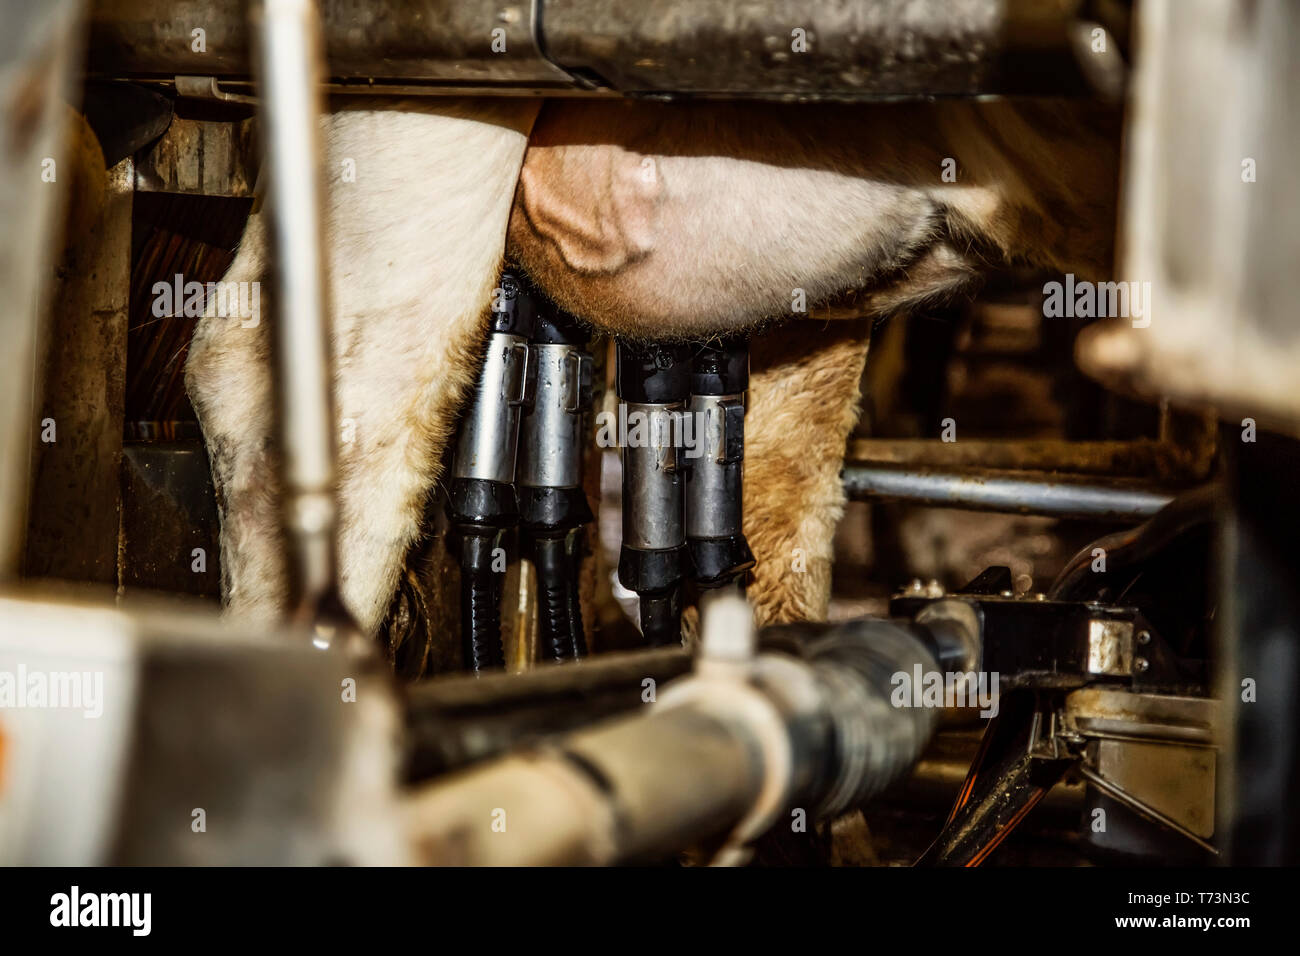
[1134,657,1150,673]
[1137,629,1151,646]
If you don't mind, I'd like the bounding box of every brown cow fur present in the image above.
[743,322,872,626]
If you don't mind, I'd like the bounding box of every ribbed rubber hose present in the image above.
[457,529,507,674]
[533,536,573,662]
[805,619,942,817]
[566,529,588,658]
[461,572,503,673]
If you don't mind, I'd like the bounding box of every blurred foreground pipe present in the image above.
[405,598,954,865]
[403,647,691,781]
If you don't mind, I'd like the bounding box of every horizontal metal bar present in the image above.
[542,0,1090,99]
[88,0,574,88]
[87,0,1091,100]
[841,463,1175,521]
[847,437,1212,482]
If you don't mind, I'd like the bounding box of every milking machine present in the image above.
[449,273,596,671]
[447,272,536,673]
[518,302,594,662]
[452,325,757,657]
[685,340,755,599]
[614,337,754,644]
[615,342,692,646]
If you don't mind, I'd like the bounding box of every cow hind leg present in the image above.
[185,99,539,635]
[743,322,872,626]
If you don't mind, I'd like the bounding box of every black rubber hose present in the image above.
[640,587,683,647]
[1050,484,1219,600]
[460,532,505,673]
[533,534,574,662]
[565,528,588,659]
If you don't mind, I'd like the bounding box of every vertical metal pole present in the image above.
[249,0,349,639]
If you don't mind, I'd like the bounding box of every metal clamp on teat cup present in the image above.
[447,271,535,673]
[518,300,594,662]
[616,341,691,646]
[685,339,755,598]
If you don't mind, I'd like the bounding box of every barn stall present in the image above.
[0,0,1295,886]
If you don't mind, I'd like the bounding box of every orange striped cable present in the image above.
[965,786,1047,867]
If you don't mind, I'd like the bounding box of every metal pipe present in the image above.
[87,1,1093,100]
[405,598,951,865]
[88,0,575,89]
[841,464,1174,521]
[250,0,347,636]
[404,647,692,781]
[847,437,1214,482]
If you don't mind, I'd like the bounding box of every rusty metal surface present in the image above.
[1062,687,1218,746]
[543,0,1090,99]
[88,0,576,88]
[86,0,1095,99]
[1060,688,1219,850]
[134,115,257,197]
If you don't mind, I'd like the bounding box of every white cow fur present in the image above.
[186,99,539,632]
